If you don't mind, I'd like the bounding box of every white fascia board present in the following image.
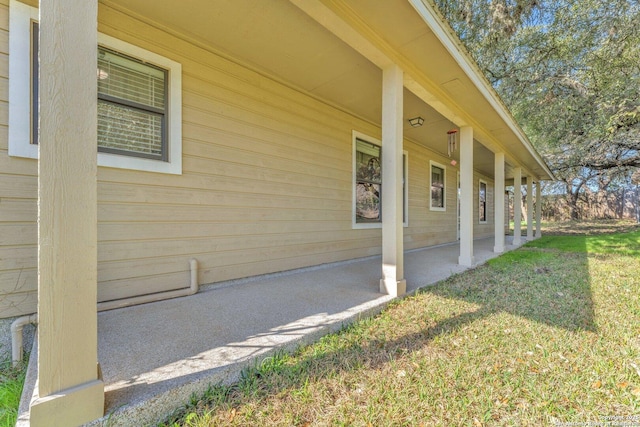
[407,0,556,181]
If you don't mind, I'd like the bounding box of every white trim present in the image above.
[8,0,38,159]
[429,160,446,212]
[352,131,382,229]
[456,171,460,240]
[479,179,488,224]
[403,150,409,227]
[407,0,555,181]
[351,132,409,229]
[8,2,183,175]
[97,34,182,175]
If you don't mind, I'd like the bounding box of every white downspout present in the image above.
[10,314,37,367]
[11,258,199,366]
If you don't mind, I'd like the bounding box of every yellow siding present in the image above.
[0,2,491,317]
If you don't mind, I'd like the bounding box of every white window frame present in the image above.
[353,131,382,229]
[351,131,409,229]
[479,179,488,224]
[8,0,183,175]
[429,160,447,211]
[402,150,409,227]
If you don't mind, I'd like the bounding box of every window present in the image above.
[352,132,408,228]
[430,161,446,211]
[479,180,487,223]
[354,137,382,225]
[9,0,183,174]
[97,46,167,160]
[402,152,409,226]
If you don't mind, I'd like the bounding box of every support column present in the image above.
[30,0,104,426]
[536,181,542,238]
[458,126,474,266]
[513,167,522,245]
[380,64,406,297]
[493,152,505,253]
[526,176,534,240]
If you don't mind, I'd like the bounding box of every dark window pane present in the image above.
[431,186,444,208]
[356,182,381,222]
[431,165,445,208]
[98,101,163,158]
[355,139,381,184]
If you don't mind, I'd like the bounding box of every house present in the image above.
[0,0,554,425]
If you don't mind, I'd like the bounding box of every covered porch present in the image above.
[19,235,521,426]
[22,0,553,424]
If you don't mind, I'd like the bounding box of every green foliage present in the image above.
[0,358,27,427]
[433,0,640,217]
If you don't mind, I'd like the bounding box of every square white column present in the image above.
[494,152,505,253]
[513,167,522,245]
[30,0,104,425]
[458,126,474,266]
[379,64,406,297]
[526,176,534,240]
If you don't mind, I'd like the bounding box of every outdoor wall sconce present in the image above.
[447,129,458,157]
[408,116,424,127]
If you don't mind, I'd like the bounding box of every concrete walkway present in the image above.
[19,236,519,426]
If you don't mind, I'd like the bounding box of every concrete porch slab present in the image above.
[18,236,519,426]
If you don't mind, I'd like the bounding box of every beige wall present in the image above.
[0,1,495,318]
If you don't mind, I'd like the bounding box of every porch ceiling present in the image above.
[102,0,549,181]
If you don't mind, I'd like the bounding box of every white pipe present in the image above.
[11,313,37,367]
[97,258,199,311]
[11,259,199,365]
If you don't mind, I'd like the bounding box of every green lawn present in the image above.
[2,221,638,426]
[161,221,640,426]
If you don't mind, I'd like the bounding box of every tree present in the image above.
[433,0,640,219]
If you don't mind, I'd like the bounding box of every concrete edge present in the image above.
[84,296,396,427]
[16,335,38,427]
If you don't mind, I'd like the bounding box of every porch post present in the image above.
[536,181,543,237]
[493,152,505,253]
[526,176,534,240]
[458,126,474,266]
[513,167,522,245]
[30,0,104,425]
[379,64,406,296]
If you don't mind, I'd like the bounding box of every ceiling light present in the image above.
[408,117,424,127]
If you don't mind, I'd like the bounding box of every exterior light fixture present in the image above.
[408,117,424,127]
[447,129,458,157]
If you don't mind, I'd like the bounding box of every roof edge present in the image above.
[407,0,556,181]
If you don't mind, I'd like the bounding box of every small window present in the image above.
[479,180,487,223]
[355,138,382,224]
[430,161,446,211]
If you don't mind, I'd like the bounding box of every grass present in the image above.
[0,356,27,427]
[160,220,640,426]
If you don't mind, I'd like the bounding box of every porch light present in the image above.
[447,129,458,157]
[408,116,424,127]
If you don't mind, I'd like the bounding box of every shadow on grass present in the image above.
[426,247,596,333]
[162,239,598,425]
